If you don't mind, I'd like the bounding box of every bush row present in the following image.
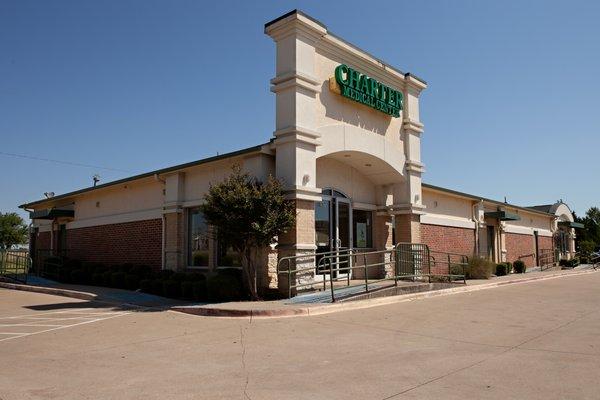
[495,262,512,276]
[42,258,244,302]
[513,260,526,273]
[559,258,580,269]
[449,258,523,280]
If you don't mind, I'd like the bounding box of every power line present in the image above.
[0,151,133,173]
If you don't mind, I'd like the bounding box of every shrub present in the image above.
[140,279,153,293]
[495,263,508,276]
[186,272,206,282]
[192,280,207,301]
[63,259,82,271]
[449,264,466,277]
[513,260,526,273]
[70,269,84,284]
[70,269,89,284]
[101,271,112,287]
[466,256,495,279]
[162,280,180,298]
[207,274,243,302]
[171,272,189,282]
[110,272,126,288]
[150,279,164,296]
[57,265,72,283]
[130,265,152,278]
[180,281,195,300]
[92,273,104,286]
[559,259,569,267]
[155,270,174,280]
[124,274,140,290]
[118,263,134,274]
[82,262,106,275]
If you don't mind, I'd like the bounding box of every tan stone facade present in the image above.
[22,10,577,298]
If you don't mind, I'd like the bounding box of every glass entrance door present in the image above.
[315,189,352,279]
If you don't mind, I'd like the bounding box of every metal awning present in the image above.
[29,208,74,220]
[558,221,585,229]
[484,210,521,221]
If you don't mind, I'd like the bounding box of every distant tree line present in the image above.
[574,207,600,255]
[0,212,28,250]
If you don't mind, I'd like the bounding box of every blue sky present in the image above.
[2,0,599,220]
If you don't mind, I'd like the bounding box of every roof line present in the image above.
[422,183,555,217]
[20,143,269,209]
[264,9,426,86]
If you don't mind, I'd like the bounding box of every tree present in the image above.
[201,165,295,300]
[574,207,600,251]
[0,212,29,250]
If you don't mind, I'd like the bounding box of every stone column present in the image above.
[163,211,184,270]
[390,75,427,245]
[266,14,324,296]
[276,199,316,296]
[163,172,185,270]
[373,214,394,278]
[394,214,422,244]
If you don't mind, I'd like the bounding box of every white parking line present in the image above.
[0,311,132,343]
[0,324,63,327]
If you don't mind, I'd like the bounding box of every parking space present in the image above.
[1,273,600,399]
[0,308,131,342]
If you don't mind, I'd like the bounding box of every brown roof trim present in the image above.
[20,143,269,209]
[422,183,555,217]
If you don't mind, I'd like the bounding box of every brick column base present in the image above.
[164,212,184,270]
[394,214,421,244]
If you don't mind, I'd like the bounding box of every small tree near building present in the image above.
[0,212,28,250]
[201,165,295,300]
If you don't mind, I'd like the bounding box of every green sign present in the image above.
[333,64,403,118]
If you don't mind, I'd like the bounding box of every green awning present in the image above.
[29,208,74,220]
[484,211,521,221]
[558,221,585,229]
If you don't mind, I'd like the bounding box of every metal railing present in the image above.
[33,249,70,280]
[277,243,468,301]
[0,250,31,283]
[539,249,556,271]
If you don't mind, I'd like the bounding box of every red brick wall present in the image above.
[505,233,534,267]
[421,224,475,256]
[537,235,553,252]
[35,232,51,251]
[66,219,162,269]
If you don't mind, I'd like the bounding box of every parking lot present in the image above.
[1,272,600,399]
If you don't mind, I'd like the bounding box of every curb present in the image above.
[171,269,600,319]
[0,281,97,301]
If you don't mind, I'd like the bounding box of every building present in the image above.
[20,10,578,294]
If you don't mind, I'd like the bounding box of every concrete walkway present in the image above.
[1,275,188,308]
[1,266,597,318]
[2,268,600,399]
[173,265,599,318]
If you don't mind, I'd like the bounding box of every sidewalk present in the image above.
[172,265,599,318]
[1,266,597,318]
[0,275,188,308]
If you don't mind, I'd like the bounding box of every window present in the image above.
[187,208,209,267]
[353,210,373,248]
[217,241,242,268]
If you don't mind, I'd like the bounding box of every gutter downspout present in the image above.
[472,201,479,257]
[155,174,167,270]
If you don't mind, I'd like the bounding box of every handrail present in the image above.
[277,244,468,301]
[0,250,31,283]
